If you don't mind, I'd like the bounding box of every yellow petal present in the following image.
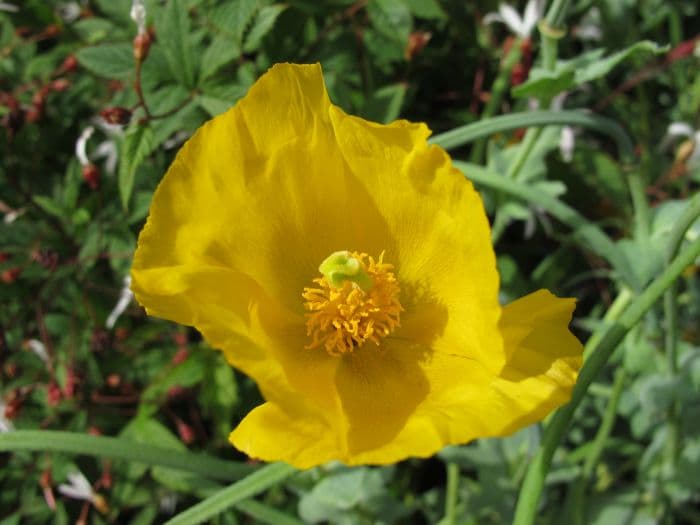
[328,106,504,374]
[230,402,340,469]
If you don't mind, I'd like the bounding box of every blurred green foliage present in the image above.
[1,0,699,523]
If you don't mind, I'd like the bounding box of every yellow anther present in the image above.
[302,252,402,356]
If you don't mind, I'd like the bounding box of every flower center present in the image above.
[302,251,402,356]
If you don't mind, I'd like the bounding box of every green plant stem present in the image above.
[568,368,627,525]
[663,192,700,470]
[432,110,635,163]
[491,127,544,244]
[0,430,254,481]
[469,41,522,164]
[540,0,570,70]
[627,168,651,239]
[235,500,306,525]
[512,236,700,525]
[444,462,460,525]
[583,287,633,361]
[164,462,296,525]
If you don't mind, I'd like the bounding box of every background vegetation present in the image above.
[1,0,699,523]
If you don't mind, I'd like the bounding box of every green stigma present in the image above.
[319,251,373,291]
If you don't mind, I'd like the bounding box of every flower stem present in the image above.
[663,192,700,472]
[512,236,700,525]
[164,463,296,525]
[443,462,460,525]
[566,368,627,525]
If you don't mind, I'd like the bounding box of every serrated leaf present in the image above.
[155,0,196,88]
[197,95,234,117]
[200,35,241,80]
[243,4,287,53]
[211,0,260,44]
[76,43,133,79]
[367,0,412,45]
[119,125,154,211]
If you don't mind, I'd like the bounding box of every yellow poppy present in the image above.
[131,63,582,468]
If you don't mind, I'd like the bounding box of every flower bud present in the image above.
[51,78,71,92]
[47,381,62,406]
[99,106,132,125]
[1,267,21,283]
[60,54,78,73]
[405,31,432,60]
[133,32,152,62]
[82,163,100,190]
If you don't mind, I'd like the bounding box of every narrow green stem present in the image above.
[568,368,627,525]
[627,168,651,239]
[540,0,570,70]
[164,463,296,525]
[469,41,522,164]
[545,0,572,28]
[0,430,254,481]
[506,128,542,180]
[513,236,700,525]
[662,192,700,471]
[432,110,635,162]
[444,462,460,525]
[583,287,633,361]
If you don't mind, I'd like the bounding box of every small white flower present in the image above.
[106,276,134,329]
[58,471,109,513]
[75,124,120,175]
[0,2,18,12]
[26,339,50,365]
[483,0,544,39]
[131,0,147,36]
[56,2,81,22]
[58,471,94,502]
[559,126,576,162]
[0,402,14,433]
[661,122,700,163]
[75,127,95,167]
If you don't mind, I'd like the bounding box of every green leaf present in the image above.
[156,0,196,88]
[164,463,296,525]
[32,195,64,219]
[514,41,667,99]
[574,41,667,84]
[210,0,260,44]
[200,35,241,80]
[197,95,234,117]
[140,353,206,412]
[362,83,407,123]
[119,124,155,211]
[367,0,412,45]
[243,5,287,53]
[76,43,134,79]
[0,430,254,481]
[403,0,446,19]
[512,68,575,99]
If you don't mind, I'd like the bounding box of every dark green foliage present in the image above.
[1,1,699,524]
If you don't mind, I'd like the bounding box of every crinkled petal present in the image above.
[230,402,340,469]
[328,106,504,374]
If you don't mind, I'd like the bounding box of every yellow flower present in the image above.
[131,63,582,468]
